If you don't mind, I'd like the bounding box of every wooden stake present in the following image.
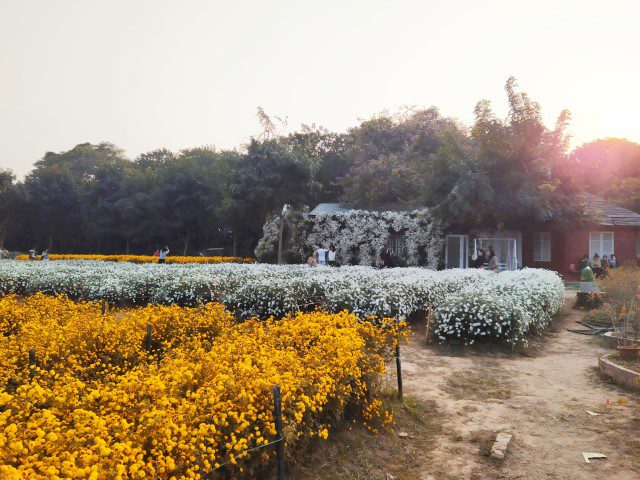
[395,340,403,400]
[425,303,433,344]
[272,385,286,480]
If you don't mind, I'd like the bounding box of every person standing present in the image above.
[328,244,337,266]
[28,248,37,260]
[488,249,499,271]
[476,249,487,269]
[578,254,589,270]
[609,254,619,268]
[307,250,318,267]
[41,249,50,261]
[158,246,170,264]
[316,245,328,266]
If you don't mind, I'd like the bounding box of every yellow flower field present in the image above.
[14,254,253,264]
[0,294,400,479]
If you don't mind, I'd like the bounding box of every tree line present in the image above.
[0,78,638,256]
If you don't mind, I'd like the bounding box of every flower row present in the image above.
[433,268,565,345]
[13,254,253,264]
[0,294,399,479]
[0,261,489,319]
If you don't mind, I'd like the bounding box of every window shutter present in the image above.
[602,232,614,256]
[543,233,551,261]
[589,232,600,259]
[534,233,550,262]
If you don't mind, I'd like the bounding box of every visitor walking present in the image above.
[41,249,49,261]
[158,246,170,264]
[328,244,337,266]
[307,250,318,267]
[316,245,328,266]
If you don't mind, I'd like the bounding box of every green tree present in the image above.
[0,169,17,248]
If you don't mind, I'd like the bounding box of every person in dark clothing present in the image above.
[475,249,487,269]
[379,246,393,268]
[578,254,589,270]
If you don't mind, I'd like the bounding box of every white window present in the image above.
[534,232,551,262]
[389,233,406,257]
[589,232,614,260]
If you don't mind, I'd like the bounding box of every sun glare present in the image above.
[600,105,640,141]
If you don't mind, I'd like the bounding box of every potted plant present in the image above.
[613,287,640,359]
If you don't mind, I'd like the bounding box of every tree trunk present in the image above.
[48,233,53,251]
[232,228,237,257]
[277,213,285,264]
[0,228,5,250]
[125,236,130,254]
[183,228,191,256]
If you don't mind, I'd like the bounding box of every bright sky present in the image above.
[1,0,639,177]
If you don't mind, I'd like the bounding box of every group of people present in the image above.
[470,248,499,271]
[307,244,337,267]
[28,248,49,260]
[579,252,618,281]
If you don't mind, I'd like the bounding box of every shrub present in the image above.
[0,294,400,479]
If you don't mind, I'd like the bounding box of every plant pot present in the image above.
[617,346,640,360]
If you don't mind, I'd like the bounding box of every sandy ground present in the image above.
[398,292,639,480]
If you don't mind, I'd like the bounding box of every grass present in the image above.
[442,363,513,402]
[287,393,444,480]
[606,352,640,371]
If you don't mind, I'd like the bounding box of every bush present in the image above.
[433,269,565,345]
[0,294,400,479]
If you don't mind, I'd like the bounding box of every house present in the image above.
[521,194,640,278]
[310,194,640,278]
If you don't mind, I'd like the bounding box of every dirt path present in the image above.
[400,293,639,480]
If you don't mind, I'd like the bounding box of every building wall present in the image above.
[522,225,640,279]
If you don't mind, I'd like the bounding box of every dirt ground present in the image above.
[295,292,639,480]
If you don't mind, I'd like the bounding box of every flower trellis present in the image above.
[255,208,445,267]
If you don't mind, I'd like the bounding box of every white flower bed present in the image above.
[433,268,565,345]
[0,261,565,343]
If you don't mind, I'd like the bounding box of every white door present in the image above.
[589,232,614,259]
[445,235,469,269]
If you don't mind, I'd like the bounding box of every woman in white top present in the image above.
[158,246,170,264]
[316,246,328,265]
[328,244,337,266]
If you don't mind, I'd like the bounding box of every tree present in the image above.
[0,169,17,248]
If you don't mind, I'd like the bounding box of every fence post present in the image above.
[272,385,286,480]
[144,324,153,352]
[395,338,403,400]
[425,303,433,344]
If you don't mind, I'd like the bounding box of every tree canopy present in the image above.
[1,78,623,255]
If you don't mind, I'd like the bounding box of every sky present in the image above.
[1,0,639,177]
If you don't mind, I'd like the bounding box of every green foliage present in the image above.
[3,79,601,255]
[569,137,640,213]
